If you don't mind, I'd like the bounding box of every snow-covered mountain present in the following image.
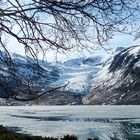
[10,53,60,84]
[1,44,139,105]
[83,45,140,105]
[0,51,104,94]
[55,47,125,94]
[0,52,61,99]
[0,52,83,105]
[52,56,103,94]
[0,52,60,87]
[63,56,102,66]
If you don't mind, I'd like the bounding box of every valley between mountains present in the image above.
[0,45,140,105]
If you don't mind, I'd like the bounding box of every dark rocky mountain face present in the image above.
[83,45,140,105]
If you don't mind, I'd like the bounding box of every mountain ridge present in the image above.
[0,44,140,105]
[83,45,140,105]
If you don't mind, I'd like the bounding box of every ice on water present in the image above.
[0,106,140,140]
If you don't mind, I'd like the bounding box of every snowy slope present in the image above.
[51,56,103,94]
[0,51,105,98]
[83,44,140,105]
[0,52,60,85]
[0,52,61,99]
[64,56,102,66]
[0,51,107,105]
[0,45,134,105]
[0,52,83,105]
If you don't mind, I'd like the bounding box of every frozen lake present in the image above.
[0,105,140,140]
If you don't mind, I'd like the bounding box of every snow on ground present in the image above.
[135,60,140,67]
[128,45,140,57]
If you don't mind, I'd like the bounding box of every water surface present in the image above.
[0,106,140,140]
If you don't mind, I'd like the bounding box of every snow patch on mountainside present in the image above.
[135,60,140,67]
[128,46,140,56]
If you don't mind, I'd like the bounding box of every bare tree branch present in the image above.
[0,0,139,58]
[11,82,70,101]
[0,0,140,101]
